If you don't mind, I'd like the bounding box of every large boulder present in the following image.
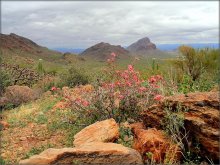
[141,92,220,162]
[19,142,143,165]
[131,124,181,164]
[73,118,119,147]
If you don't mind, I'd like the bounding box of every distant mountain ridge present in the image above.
[1,33,218,63]
[0,33,63,61]
[80,42,130,61]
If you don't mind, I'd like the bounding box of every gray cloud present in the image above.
[1,1,219,48]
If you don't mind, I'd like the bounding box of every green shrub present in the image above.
[0,70,12,96]
[61,66,89,88]
[171,46,219,92]
[0,156,5,165]
[173,46,219,81]
[117,124,133,148]
[37,59,45,75]
[1,63,41,87]
[33,75,61,92]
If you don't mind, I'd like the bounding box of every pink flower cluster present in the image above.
[154,94,163,101]
[107,52,117,63]
[148,75,163,83]
[75,97,90,107]
[68,52,165,118]
[102,54,164,102]
[51,86,57,91]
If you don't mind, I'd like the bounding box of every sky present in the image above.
[1,1,219,49]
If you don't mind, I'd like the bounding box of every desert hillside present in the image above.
[81,42,130,61]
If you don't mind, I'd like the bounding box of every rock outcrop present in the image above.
[81,42,129,61]
[73,118,119,147]
[141,92,220,162]
[126,37,170,58]
[19,142,143,165]
[19,118,143,165]
[131,123,181,164]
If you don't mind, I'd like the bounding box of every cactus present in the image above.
[0,62,41,87]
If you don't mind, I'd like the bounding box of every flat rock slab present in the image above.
[19,142,143,165]
[73,118,119,147]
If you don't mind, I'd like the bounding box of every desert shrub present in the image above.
[0,70,12,96]
[162,103,186,150]
[173,46,218,81]
[60,66,89,88]
[171,46,219,92]
[3,85,38,106]
[65,53,165,124]
[0,63,41,87]
[46,69,58,76]
[162,103,208,164]
[177,73,217,94]
[33,75,61,92]
[117,123,133,148]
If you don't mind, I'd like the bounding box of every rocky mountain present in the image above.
[80,42,130,61]
[127,37,176,58]
[0,33,63,62]
[127,37,156,53]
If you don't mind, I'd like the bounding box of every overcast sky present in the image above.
[1,1,219,49]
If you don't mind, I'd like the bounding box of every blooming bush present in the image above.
[66,53,165,124]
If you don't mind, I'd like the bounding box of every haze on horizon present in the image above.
[1,1,219,49]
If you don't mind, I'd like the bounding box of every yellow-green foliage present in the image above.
[173,46,218,81]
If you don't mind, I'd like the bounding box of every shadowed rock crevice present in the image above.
[141,92,220,162]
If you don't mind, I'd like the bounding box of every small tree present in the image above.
[62,66,89,87]
[178,46,203,81]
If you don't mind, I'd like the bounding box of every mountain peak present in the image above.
[127,37,156,53]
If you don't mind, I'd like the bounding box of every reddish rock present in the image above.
[132,127,181,164]
[19,142,143,165]
[73,118,119,147]
[141,92,220,161]
[0,121,9,130]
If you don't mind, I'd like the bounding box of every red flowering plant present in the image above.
[66,53,165,124]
